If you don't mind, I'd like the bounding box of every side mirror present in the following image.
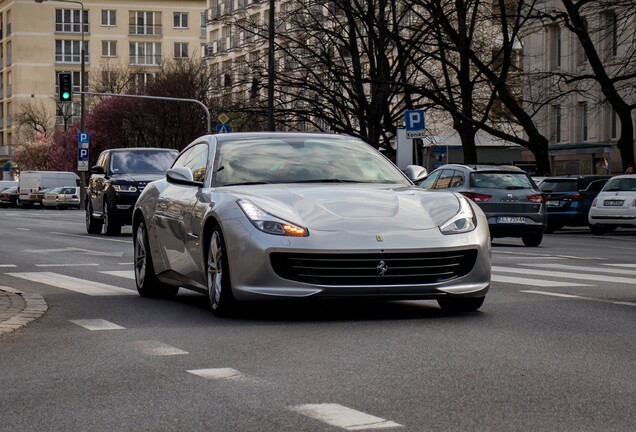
[90,165,105,175]
[405,165,428,183]
[166,167,202,186]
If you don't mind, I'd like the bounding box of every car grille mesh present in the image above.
[270,249,478,286]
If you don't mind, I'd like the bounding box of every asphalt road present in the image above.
[1,208,635,431]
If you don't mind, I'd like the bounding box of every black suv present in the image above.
[86,148,177,235]
[419,164,547,246]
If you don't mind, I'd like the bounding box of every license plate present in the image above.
[496,216,526,224]
[546,200,560,206]
[604,200,624,206]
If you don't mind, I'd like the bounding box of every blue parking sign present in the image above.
[78,148,89,161]
[78,132,90,144]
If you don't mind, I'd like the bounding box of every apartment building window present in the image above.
[131,72,156,89]
[101,40,117,57]
[129,11,162,36]
[200,13,206,38]
[6,72,11,97]
[6,41,10,66]
[101,70,115,88]
[7,102,11,127]
[55,8,89,34]
[222,60,232,88]
[101,10,116,27]
[71,71,86,92]
[6,10,11,36]
[604,11,618,57]
[577,102,588,142]
[174,42,188,58]
[547,24,561,70]
[174,12,189,29]
[55,40,88,63]
[551,105,562,143]
[576,17,588,66]
[609,106,618,139]
[129,42,162,65]
[0,13,3,40]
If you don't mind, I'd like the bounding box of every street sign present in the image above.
[216,124,231,134]
[78,132,90,149]
[78,147,89,171]
[404,109,426,139]
[218,113,229,124]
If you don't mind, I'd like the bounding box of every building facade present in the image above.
[522,1,636,175]
[0,0,206,170]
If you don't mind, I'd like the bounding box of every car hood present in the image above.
[110,173,166,183]
[227,184,462,231]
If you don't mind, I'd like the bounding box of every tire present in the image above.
[591,223,607,234]
[522,233,543,247]
[437,296,485,313]
[86,201,103,234]
[207,226,236,317]
[103,200,121,236]
[134,220,179,298]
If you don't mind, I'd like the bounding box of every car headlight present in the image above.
[112,184,138,192]
[439,196,477,234]
[238,199,308,237]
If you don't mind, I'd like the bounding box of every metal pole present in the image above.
[79,1,86,211]
[267,0,275,131]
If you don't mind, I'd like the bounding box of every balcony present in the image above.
[129,55,162,66]
[129,24,162,37]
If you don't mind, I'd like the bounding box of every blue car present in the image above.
[539,175,611,232]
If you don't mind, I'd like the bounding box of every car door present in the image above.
[155,142,210,286]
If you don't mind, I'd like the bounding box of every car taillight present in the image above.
[631,199,636,207]
[528,194,545,203]
[592,198,597,207]
[72,195,79,199]
[461,192,492,202]
[562,194,584,202]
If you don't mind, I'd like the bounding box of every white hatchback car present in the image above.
[42,186,81,209]
[588,174,636,234]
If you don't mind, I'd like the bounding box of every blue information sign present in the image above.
[216,124,231,134]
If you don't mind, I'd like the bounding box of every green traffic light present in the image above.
[62,92,71,100]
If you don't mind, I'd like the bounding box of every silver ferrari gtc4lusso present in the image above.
[133,132,491,316]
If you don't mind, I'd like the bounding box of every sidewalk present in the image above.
[0,286,48,337]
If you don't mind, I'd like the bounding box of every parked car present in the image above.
[17,171,80,207]
[42,186,81,209]
[86,147,178,235]
[588,174,636,234]
[0,186,19,207]
[419,164,546,246]
[133,132,491,316]
[539,175,611,232]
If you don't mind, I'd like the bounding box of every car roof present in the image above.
[212,131,357,143]
[105,147,177,153]
[433,164,525,173]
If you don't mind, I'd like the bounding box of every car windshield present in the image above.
[110,151,176,175]
[470,172,533,189]
[47,187,63,194]
[59,187,77,194]
[603,177,636,192]
[212,136,410,186]
[540,180,578,192]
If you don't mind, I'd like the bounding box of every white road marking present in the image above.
[289,403,403,430]
[70,319,125,330]
[0,264,17,268]
[187,368,246,381]
[520,263,636,276]
[100,270,135,279]
[521,290,636,307]
[36,263,100,267]
[24,246,124,257]
[492,250,604,260]
[492,266,636,285]
[16,228,30,231]
[118,262,133,265]
[491,275,591,287]
[136,341,188,356]
[7,272,135,296]
[604,264,636,268]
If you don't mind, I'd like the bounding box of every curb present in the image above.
[0,286,48,338]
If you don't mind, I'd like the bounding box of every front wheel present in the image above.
[134,220,179,298]
[86,201,103,234]
[589,224,607,235]
[522,233,543,247]
[207,226,236,317]
[103,201,122,236]
[437,296,485,313]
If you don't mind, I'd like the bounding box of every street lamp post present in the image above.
[35,0,87,210]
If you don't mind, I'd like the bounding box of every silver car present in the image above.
[133,132,491,316]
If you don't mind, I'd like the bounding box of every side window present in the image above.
[172,143,208,183]
[433,170,455,189]
[419,170,441,189]
[586,179,607,193]
[448,171,464,188]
